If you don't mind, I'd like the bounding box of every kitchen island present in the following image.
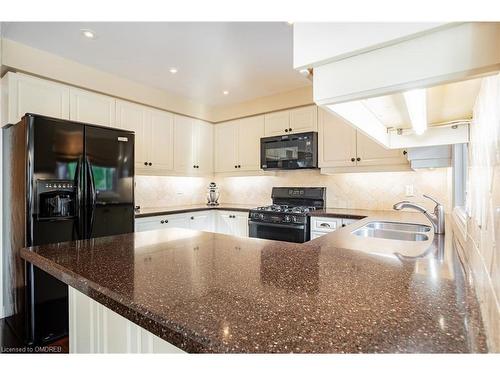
[20,210,487,353]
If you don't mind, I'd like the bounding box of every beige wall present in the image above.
[210,86,313,123]
[452,115,500,351]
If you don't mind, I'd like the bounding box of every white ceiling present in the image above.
[2,22,310,106]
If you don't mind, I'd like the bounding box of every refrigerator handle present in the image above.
[85,156,97,237]
[75,156,84,238]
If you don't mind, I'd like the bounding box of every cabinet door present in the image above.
[150,109,174,172]
[70,88,116,127]
[164,215,191,229]
[318,108,357,168]
[238,116,264,171]
[289,105,317,134]
[214,121,238,172]
[264,110,290,136]
[356,131,408,167]
[6,73,70,124]
[116,100,150,170]
[216,212,234,235]
[189,211,213,232]
[193,119,214,175]
[232,213,249,237]
[173,115,195,173]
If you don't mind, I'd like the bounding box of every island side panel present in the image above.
[68,287,185,354]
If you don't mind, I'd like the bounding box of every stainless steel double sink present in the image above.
[352,221,431,242]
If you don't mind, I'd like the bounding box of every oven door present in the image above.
[248,221,308,243]
[260,132,318,170]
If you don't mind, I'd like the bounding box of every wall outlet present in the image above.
[405,184,415,197]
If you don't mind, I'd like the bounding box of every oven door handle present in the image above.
[248,221,305,230]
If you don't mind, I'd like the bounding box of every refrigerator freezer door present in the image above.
[26,115,85,345]
[85,125,135,239]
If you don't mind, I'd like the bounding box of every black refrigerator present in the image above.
[2,113,135,345]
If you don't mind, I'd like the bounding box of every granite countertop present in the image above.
[20,210,487,353]
[135,204,254,218]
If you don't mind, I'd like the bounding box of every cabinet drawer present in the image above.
[311,217,342,232]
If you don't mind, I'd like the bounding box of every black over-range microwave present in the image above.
[260,131,318,170]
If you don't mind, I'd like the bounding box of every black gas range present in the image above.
[248,187,326,243]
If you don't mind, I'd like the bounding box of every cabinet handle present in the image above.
[144,162,148,166]
[160,220,164,224]
[403,150,407,155]
[285,129,288,132]
[237,165,241,168]
[351,158,355,162]
[289,128,292,132]
[190,216,194,220]
[320,223,331,228]
[356,157,361,162]
[234,165,237,168]
[149,162,152,166]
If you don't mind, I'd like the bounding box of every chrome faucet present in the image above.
[393,194,445,234]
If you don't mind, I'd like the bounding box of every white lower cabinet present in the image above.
[135,210,248,237]
[216,211,249,237]
[310,216,359,239]
[68,287,184,353]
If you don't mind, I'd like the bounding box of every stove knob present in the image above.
[284,215,291,222]
[292,216,298,223]
[259,214,265,220]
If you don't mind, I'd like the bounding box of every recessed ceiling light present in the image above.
[287,21,294,25]
[81,29,96,39]
[223,90,229,95]
[169,67,178,74]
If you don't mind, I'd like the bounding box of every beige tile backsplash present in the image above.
[216,169,452,212]
[135,175,213,208]
[136,168,452,212]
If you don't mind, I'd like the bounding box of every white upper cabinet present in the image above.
[318,108,357,168]
[289,105,317,134]
[264,110,290,136]
[192,119,214,175]
[356,131,407,167]
[173,115,213,175]
[149,109,174,173]
[238,116,264,170]
[318,107,409,172]
[2,72,70,125]
[264,105,317,136]
[116,100,174,175]
[69,88,116,127]
[173,115,195,173]
[214,121,238,172]
[214,115,264,173]
[116,100,150,171]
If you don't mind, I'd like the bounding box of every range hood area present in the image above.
[294,22,500,149]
